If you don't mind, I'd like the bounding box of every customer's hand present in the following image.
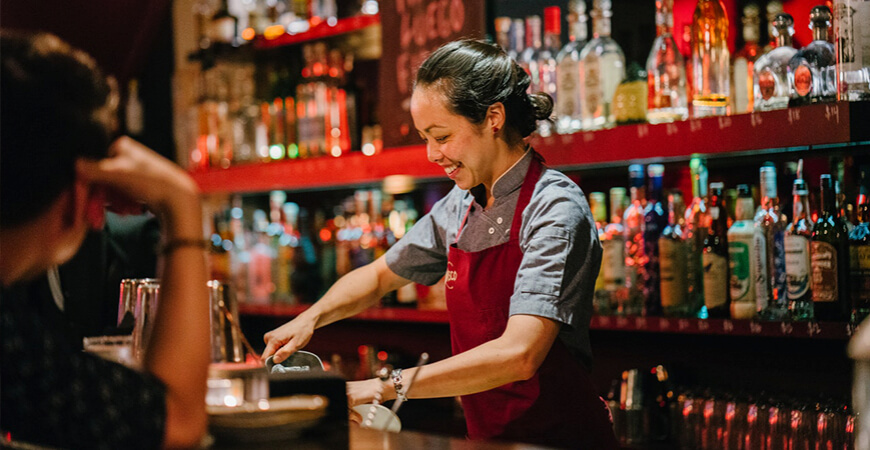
[262,316,316,364]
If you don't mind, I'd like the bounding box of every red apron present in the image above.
[445,156,618,449]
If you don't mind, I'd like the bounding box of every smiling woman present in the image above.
[261,39,617,449]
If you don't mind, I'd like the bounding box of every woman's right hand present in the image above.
[262,316,317,364]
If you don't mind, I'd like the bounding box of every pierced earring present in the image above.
[493,126,499,134]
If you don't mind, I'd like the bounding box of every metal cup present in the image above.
[208,280,244,363]
[118,278,157,329]
[132,281,160,362]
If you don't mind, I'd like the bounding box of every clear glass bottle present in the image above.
[786,163,814,320]
[728,184,762,319]
[850,168,870,324]
[754,13,798,111]
[556,0,589,134]
[660,191,689,317]
[691,0,730,117]
[811,174,851,322]
[732,4,762,114]
[788,6,837,106]
[604,187,628,313]
[834,0,870,101]
[646,0,688,124]
[684,156,708,317]
[519,16,544,94]
[763,1,784,54]
[624,165,647,316]
[579,0,626,130]
[643,164,668,316]
[756,163,788,321]
[703,182,730,318]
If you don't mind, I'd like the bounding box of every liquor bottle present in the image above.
[660,191,689,316]
[731,4,761,114]
[728,184,762,319]
[703,182,730,318]
[613,63,648,125]
[834,0,870,101]
[850,168,870,324]
[510,18,525,61]
[519,16,544,94]
[591,192,611,314]
[754,13,798,112]
[684,156,709,317]
[536,6,561,137]
[691,0,730,117]
[604,187,628,313]
[125,79,144,137]
[811,174,850,321]
[788,6,837,106]
[624,165,647,316]
[786,162,814,320]
[643,164,668,316]
[495,17,512,53]
[646,0,688,124]
[556,0,589,134]
[579,0,626,130]
[756,163,788,321]
[210,0,240,45]
[763,1,784,53]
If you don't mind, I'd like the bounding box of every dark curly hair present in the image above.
[1,31,116,228]
[414,39,553,140]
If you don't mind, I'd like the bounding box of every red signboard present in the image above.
[378,0,486,149]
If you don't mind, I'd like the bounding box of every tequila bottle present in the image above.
[536,6,561,137]
[556,0,589,134]
[786,163,814,320]
[604,187,628,313]
[850,170,870,324]
[591,192,611,314]
[660,191,689,317]
[834,0,870,101]
[643,164,668,316]
[811,174,850,321]
[691,0,730,117]
[732,4,761,114]
[646,0,688,124]
[754,13,798,111]
[579,0,625,130]
[728,184,762,319]
[623,165,647,316]
[703,182,730,318]
[684,156,709,317]
[788,6,837,106]
[756,163,788,320]
[519,16,544,94]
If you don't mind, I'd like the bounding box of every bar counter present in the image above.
[349,425,553,450]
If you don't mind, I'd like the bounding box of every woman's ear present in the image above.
[486,102,507,135]
[70,180,105,231]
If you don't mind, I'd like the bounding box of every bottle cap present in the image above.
[544,6,561,35]
[809,6,832,28]
[737,184,752,197]
[647,164,665,177]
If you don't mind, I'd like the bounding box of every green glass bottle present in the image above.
[703,182,730,318]
[785,168,814,320]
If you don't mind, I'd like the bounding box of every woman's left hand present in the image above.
[346,378,393,408]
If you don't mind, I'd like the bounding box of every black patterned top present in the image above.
[1,283,166,449]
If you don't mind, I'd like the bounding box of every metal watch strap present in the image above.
[391,368,407,402]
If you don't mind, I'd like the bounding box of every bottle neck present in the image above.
[648,177,663,203]
[793,193,810,222]
[709,197,727,233]
[736,197,754,220]
[544,32,561,52]
[812,24,829,42]
[655,1,674,37]
[859,203,870,224]
[775,31,793,48]
[592,9,612,38]
[527,22,543,49]
[569,19,588,43]
[820,183,836,217]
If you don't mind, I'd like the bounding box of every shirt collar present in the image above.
[469,148,534,207]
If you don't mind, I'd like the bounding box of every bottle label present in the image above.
[583,53,601,116]
[703,251,728,309]
[556,58,581,117]
[733,57,750,113]
[602,237,626,290]
[835,2,870,73]
[794,63,813,97]
[729,240,753,303]
[758,69,776,101]
[785,235,811,300]
[851,245,870,305]
[811,241,838,303]
[659,239,688,308]
[752,231,769,310]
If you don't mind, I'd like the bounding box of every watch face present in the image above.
[758,69,776,100]
[794,63,813,97]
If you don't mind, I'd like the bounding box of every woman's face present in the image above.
[410,86,497,191]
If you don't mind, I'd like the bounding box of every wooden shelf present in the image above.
[239,304,853,340]
[191,102,870,195]
[253,14,380,49]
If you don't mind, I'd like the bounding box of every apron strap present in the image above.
[510,155,543,241]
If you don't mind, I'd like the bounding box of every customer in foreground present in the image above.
[0,32,209,448]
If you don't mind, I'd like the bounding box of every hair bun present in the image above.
[529,93,554,121]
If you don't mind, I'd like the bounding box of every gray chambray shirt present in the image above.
[385,150,602,368]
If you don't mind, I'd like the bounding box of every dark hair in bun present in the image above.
[414,39,553,139]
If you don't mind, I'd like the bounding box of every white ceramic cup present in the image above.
[353,403,401,432]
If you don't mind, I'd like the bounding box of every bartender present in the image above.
[262,39,618,449]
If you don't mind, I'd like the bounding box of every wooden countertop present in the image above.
[350,426,555,449]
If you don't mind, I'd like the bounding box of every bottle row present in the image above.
[208,188,420,307]
[188,42,381,170]
[497,0,869,135]
[590,156,869,324]
[195,0,379,48]
[607,365,854,449]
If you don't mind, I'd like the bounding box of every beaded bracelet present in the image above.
[160,238,211,254]
[391,368,407,402]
